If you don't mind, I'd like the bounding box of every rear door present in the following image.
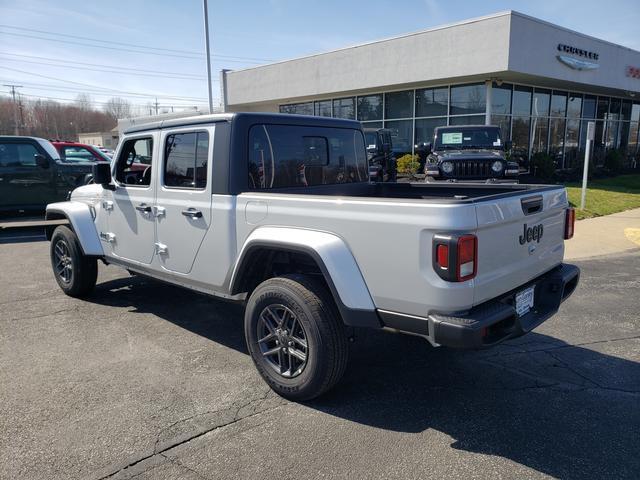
[154,127,213,274]
[472,187,568,305]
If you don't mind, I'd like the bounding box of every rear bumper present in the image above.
[380,263,580,349]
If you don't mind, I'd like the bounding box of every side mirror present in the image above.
[504,140,512,151]
[35,154,50,169]
[93,162,114,189]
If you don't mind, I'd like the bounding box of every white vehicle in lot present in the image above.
[45,113,580,400]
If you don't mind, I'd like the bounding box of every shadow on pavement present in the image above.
[88,274,640,480]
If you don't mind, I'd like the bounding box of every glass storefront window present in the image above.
[606,121,619,149]
[628,122,639,156]
[550,91,567,117]
[449,115,485,126]
[361,121,383,129]
[609,98,621,117]
[491,114,511,141]
[415,117,447,144]
[333,97,355,119]
[567,93,582,118]
[280,103,313,115]
[511,116,531,167]
[531,117,549,154]
[592,120,606,166]
[491,83,512,115]
[619,122,630,154]
[621,101,632,121]
[632,103,640,122]
[450,83,486,115]
[532,89,550,117]
[596,97,609,119]
[512,86,532,116]
[385,90,413,119]
[549,118,566,167]
[314,100,332,117]
[357,94,383,121]
[582,95,597,119]
[384,119,413,156]
[565,119,581,169]
[415,87,448,117]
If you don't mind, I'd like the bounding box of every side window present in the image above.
[0,142,39,167]
[163,131,209,189]
[115,137,154,186]
[62,146,96,162]
[248,125,368,189]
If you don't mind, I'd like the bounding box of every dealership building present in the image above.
[221,11,640,171]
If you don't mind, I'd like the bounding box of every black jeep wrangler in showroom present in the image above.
[417,125,519,182]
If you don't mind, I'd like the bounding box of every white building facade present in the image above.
[222,11,640,171]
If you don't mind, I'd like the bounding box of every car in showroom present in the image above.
[0,136,96,214]
[418,125,520,182]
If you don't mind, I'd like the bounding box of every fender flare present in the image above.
[46,202,104,256]
[229,226,380,329]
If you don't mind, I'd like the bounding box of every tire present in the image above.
[244,274,348,401]
[50,225,98,297]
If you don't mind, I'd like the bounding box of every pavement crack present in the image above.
[98,390,284,480]
[159,452,210,480]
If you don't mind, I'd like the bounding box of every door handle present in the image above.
[181,208,203,218]
[135,203,152,213]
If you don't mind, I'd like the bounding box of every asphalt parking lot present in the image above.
[1,237,639,480]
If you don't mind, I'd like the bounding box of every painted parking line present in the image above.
[624,228,640,246]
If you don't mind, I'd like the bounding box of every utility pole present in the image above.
[3,84,23,135]
[154,97,159,115]
[203,0,214,114]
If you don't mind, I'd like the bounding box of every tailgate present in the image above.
[473,187,568,305]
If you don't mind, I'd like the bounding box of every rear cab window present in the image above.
[248,124,367,189]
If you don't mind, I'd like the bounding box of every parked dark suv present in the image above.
[417,125,519,182]
[364,128,396,182]
[0,136,96,214]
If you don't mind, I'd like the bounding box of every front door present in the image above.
[103,134,157,264]
[154,127,213,274]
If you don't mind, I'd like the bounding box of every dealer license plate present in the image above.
[515,286,535,317]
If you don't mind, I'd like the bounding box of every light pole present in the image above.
[203,0,214,114]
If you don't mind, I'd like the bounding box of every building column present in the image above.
[485,80,492,126]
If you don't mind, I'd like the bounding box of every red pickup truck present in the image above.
[51,141,111,164]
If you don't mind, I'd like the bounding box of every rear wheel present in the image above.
[50,225,98,297]
[244,274,348,401]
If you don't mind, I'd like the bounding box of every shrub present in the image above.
[396,154,420,176]
[604,149,624,174]
[531,152,556,180]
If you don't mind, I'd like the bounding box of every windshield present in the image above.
[435,128,502,150]
[364,132,377,149]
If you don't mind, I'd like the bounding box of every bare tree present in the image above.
[75,93,93,111]
[104,97,131,120]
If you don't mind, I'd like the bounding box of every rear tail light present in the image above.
[564,208,575,240]
[433,233,477,282]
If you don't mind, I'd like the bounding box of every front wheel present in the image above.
[244,274,348,401]
[50,225,98,297]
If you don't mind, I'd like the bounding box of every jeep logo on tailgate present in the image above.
[519,223,544,244]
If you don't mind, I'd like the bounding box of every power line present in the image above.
[16,91,205,109]
[0,24,273,62]
[0,54,210,81]
[3,81,211,103]
[0,66,209,101]
[0,30,268,64]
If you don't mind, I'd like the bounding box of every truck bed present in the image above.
[263,181,560,203]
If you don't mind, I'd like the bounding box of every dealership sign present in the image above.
[556,43,600,71]
[627,66,640,79]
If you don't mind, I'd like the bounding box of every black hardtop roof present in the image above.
[0,135,48,141]
[435,125,500,131]
[123,112,362,135]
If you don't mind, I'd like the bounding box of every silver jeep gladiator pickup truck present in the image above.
[45,113,579,400]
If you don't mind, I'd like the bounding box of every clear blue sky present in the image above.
[1,0,638,113]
